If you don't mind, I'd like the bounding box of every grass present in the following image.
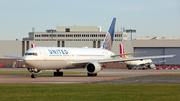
[0,84,180,101]
[0,71,87,75]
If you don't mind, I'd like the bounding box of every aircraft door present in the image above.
[43,51,47,61]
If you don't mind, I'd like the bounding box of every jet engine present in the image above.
[86,62,102,74]
[27,67,41,73]
[149,64,156,69]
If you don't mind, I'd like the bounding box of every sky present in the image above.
[0,0,179,40]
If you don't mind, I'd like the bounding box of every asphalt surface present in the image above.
[0,68,180,84]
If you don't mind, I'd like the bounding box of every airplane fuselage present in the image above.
[23,47,114,70]
[125,59,152,66]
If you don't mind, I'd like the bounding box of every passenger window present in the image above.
[25,53,38,56]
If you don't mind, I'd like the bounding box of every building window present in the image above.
[74,34,81,37]
[115,34,122,37]
[57,41,60,47]
[93,41,96,48]
[42,39,48,41]
[66,39,73,41]
[50,34,56,37]
[90,39,97,41]
[82,34,89,37]
[74,39,81,41]
[82,39,89,41]
[98,34,105,37]
[66,28,70,32]
[35,35,41,37]
[98,39,104,41]
[90,34,97,37]
[62,41,65,47]
[66,34,73,37]
[58,34,65,37]
[35,39,40,41]
[98,41,100,48]
[42,34,49,37]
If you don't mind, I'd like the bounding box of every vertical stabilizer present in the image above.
[31,44,35,48]
[119,44,127,58]
[101,18,116,51]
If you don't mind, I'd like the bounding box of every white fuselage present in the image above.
[23,47,114,70]
[125,59,152,66]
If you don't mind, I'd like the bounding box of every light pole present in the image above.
[125,29,136,56]
[125,29,136,41]
[46,29,57,41]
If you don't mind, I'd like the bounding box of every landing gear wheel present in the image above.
[87,73,97,76]
[54,72,63,76]
[31,74,37,78]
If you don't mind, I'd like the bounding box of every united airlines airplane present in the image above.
[4,18,175,78]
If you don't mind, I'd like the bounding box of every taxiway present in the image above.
[0,68,180,84]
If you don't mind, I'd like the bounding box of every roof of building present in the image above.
[133,37,180,40]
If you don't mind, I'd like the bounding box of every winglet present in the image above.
[101,18,116,51]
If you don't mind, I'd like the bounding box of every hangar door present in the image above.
[134,48,165,65]
[164,48,180,64]
[134,47,180,65]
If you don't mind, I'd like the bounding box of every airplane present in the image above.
[119,44,156,70]
[4,18,175,78]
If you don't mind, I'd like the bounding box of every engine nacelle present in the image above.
[27,67,41,73]
[149,64,155,69]
[86,62,102,74]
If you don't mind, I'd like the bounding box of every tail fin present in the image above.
[101,18,116,51]
[119,44,127,58]
[31,44,35,48]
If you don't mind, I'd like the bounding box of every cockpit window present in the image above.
[25,53,38,56]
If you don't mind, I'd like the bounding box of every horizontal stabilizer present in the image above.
[4,55,23,60]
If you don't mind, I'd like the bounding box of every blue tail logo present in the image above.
[101,18,116,51]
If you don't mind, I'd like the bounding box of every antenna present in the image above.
[32,27,35,32]
[117,27,119,32]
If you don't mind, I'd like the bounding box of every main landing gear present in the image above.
[87,73,97,76]
[54,69,63,76]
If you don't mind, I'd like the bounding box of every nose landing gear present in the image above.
[31,73,37,78]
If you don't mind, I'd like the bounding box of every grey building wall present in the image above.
[133,40,180,65]
[132,40,180,48]
[0,41,22,58]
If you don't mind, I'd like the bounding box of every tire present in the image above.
[88,73,97,76]
[31,74,37,78]
[54,72,63,76]
[59,72,63,76]
[54,72,57,76]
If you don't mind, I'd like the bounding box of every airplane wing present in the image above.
[4,55,23,60]
[99,55,175,63]
[72,55,175,64]
[111,51,146,57]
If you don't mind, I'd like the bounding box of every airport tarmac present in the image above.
[0,68,180,84]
